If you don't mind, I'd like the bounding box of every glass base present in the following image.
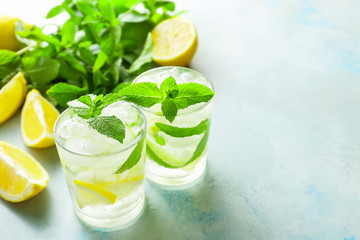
[145,155,207,189]
[74,187,145,232]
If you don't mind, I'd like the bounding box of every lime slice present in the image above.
[146,140,187,168]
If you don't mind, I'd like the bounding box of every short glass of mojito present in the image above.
[132,67,214,186]
[54,99,146,231]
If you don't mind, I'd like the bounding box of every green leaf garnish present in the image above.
[114,133,145,174]
[146,144,178,169]
[161,97,178,123]
[147,129,210,168]
[155,119,209,138]
[186,130,209,165]
[88,115,125,143]
[68,93,128,143]
[118,82,163,108]
[118,75,214,123]
[160,76,178,98]
[172,83,214,110]
[72,107,93,119]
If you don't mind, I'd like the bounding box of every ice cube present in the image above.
[59,117,90,139]
[169,67,180,78]
[194,77,210,87]
[180,72,193,83]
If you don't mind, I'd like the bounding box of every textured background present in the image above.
[1,0,360,239]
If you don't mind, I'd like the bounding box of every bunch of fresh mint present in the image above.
[0,0,180,106]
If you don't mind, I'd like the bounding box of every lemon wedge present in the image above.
[0,141,49,202]
[152,17,198,66]
[0,72,27,125]
[21,89,59,148]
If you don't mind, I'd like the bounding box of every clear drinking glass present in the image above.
[133,66,214,187]
[53,100,146,231]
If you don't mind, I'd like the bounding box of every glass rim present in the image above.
[53,102,147,157]
[132,66,214,116]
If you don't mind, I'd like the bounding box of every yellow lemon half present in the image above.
[21,89,60,148]
[0,141,49,202]
[0,15,30,51]
[152,17,198,66]
[0,72,27,125]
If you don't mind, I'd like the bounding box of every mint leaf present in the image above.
[114,134,145,174]
[186,130,209,165]
[78,95,94,108]
[46,5,65,19]
[100,93,123,106]
[160,76,178,98]
[118,82,163,107]
[58,51,87,75]
[88,115,125,143]
[22,56,60,84]
[93,51,107,72]
[147,129,210,168]
[72,107,93,119]
[47,83,88,107]
[173,83,214,110]
[0,50,19,65]
[155,119,209,138]
[97,0,116,25]
[146,144,178,169]
[128,33,153,73]
[151,126,166,145]
[161,97,178,123]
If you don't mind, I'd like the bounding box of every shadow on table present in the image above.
[27,146,61,174]
[71,160,273,239]
[1,188,52,228]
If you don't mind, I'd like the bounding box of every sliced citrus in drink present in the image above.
[21,89,60,148]
[74,179,118,208]
[152,17,198,66]
[0,141,49,202]
[73,162,145,208]
[0,72,27,125]
[147,140,187,168]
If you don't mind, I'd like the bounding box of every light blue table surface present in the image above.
[1,0,360,239]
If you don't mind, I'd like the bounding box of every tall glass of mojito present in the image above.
[54,97,146,231]
[128,67,214,187]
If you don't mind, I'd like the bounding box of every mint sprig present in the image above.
[118,75,214,122]
[68,94,125,143]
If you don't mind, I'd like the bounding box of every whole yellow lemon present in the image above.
[0,15,30,51]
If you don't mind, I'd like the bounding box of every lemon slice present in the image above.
[0,72,27,125]
[152,17,198,66]
[21,89,59,148]
[0,141,49,202]
[74,179,118,209]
